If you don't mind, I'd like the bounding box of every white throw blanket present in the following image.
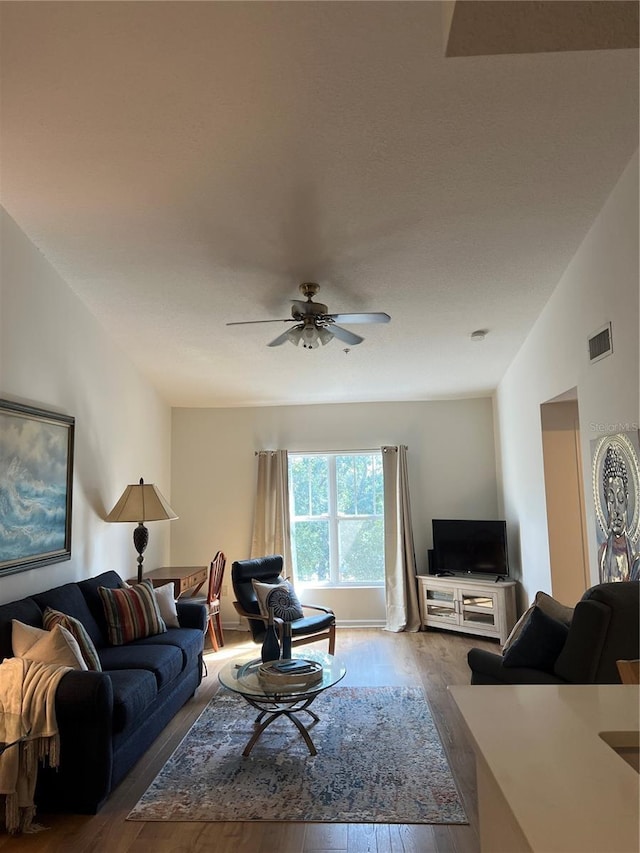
[0,657,70,833]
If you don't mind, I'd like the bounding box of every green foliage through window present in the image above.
[289,452,384,585]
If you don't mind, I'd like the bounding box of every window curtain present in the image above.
[250,450,292,570]
[382,445,421,632]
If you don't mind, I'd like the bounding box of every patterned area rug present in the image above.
[127,685,468,824]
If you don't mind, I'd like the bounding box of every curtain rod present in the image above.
[255,447,407,455]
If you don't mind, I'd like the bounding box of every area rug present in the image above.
[127,686,467,824]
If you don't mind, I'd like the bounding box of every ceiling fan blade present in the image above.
[328,312,391,324]
[267,328,297,347]
[330,325,364,346]
[226,319,297,326]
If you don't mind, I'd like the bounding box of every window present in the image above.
[288,451,384,586]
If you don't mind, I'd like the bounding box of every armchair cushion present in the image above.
[502,606,569,672]
[467,647,566,684]
[232,555,284,640]
[232,555,284,616]
[290,612,336,637]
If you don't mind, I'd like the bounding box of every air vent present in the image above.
[588,323,613,363]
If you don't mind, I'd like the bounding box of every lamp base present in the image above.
[133,522,149,584]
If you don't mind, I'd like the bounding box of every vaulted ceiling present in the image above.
[1,1,638,407]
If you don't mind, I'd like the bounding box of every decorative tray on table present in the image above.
[257,659,323,691]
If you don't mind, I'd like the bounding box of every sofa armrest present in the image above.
[468,648,567,685]
[37,669,114,813]
[553,599,611,683]
[176,600,207,632]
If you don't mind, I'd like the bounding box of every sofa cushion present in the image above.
[105,668,158,734]
[0,598,43,659]
[31,583,104,647]
[98,580,167,645]
[12,621,87,670]
[152,583,181,629]
[503,605,569,672]
[77,571,127,646]
[99,641,183,689]
[43,607,102,671]
[131,626,204,670]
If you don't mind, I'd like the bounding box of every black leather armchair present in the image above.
[468,581,640,685]
[231,554,336,654]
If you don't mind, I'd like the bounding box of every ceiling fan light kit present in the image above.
[227,283,390,349]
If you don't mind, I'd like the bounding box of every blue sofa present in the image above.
[0,570,206,814]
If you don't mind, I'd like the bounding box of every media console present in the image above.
[416,574,517,644]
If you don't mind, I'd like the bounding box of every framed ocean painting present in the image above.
[0,399,75,576]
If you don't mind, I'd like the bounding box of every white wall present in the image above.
[171,398,498,626]
[496,154,639,608]
[0,208,173,604]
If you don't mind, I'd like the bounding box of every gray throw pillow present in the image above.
[502,606,569,672]
[502,590,574,653]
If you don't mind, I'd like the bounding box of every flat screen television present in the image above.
[431,519,509,578]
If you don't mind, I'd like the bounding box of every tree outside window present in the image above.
[288,452,384,586]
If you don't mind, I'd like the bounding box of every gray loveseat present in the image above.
[0,570,206,813]
[467,581,640,685]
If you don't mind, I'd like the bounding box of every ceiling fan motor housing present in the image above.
[291,301,329,321]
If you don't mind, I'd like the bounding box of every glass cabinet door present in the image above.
[423,586,456,622]
[460,590,497,628]
[426,588,454,604]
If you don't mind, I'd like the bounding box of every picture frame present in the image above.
[590,429,640,583]
[0,399,75,576]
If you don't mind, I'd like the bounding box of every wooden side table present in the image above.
[133,565,208,599]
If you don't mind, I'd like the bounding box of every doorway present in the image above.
[540,392,590,605]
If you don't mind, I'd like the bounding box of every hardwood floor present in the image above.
[0,629,498,853]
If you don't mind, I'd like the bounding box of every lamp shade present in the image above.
[106,478,178,523]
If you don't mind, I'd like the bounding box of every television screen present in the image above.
[431,519,509,577]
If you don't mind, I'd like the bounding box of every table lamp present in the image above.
[106,477,178,583]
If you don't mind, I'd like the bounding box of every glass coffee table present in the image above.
[218,648,346,756]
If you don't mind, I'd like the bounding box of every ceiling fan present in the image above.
[227,283,391,349]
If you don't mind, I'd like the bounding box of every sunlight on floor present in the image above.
[202,633,255,663]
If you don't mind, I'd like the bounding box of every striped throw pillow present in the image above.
[98,579,167,646]
[43,606,103,671]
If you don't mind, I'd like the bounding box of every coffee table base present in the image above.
[242,695,321,756]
